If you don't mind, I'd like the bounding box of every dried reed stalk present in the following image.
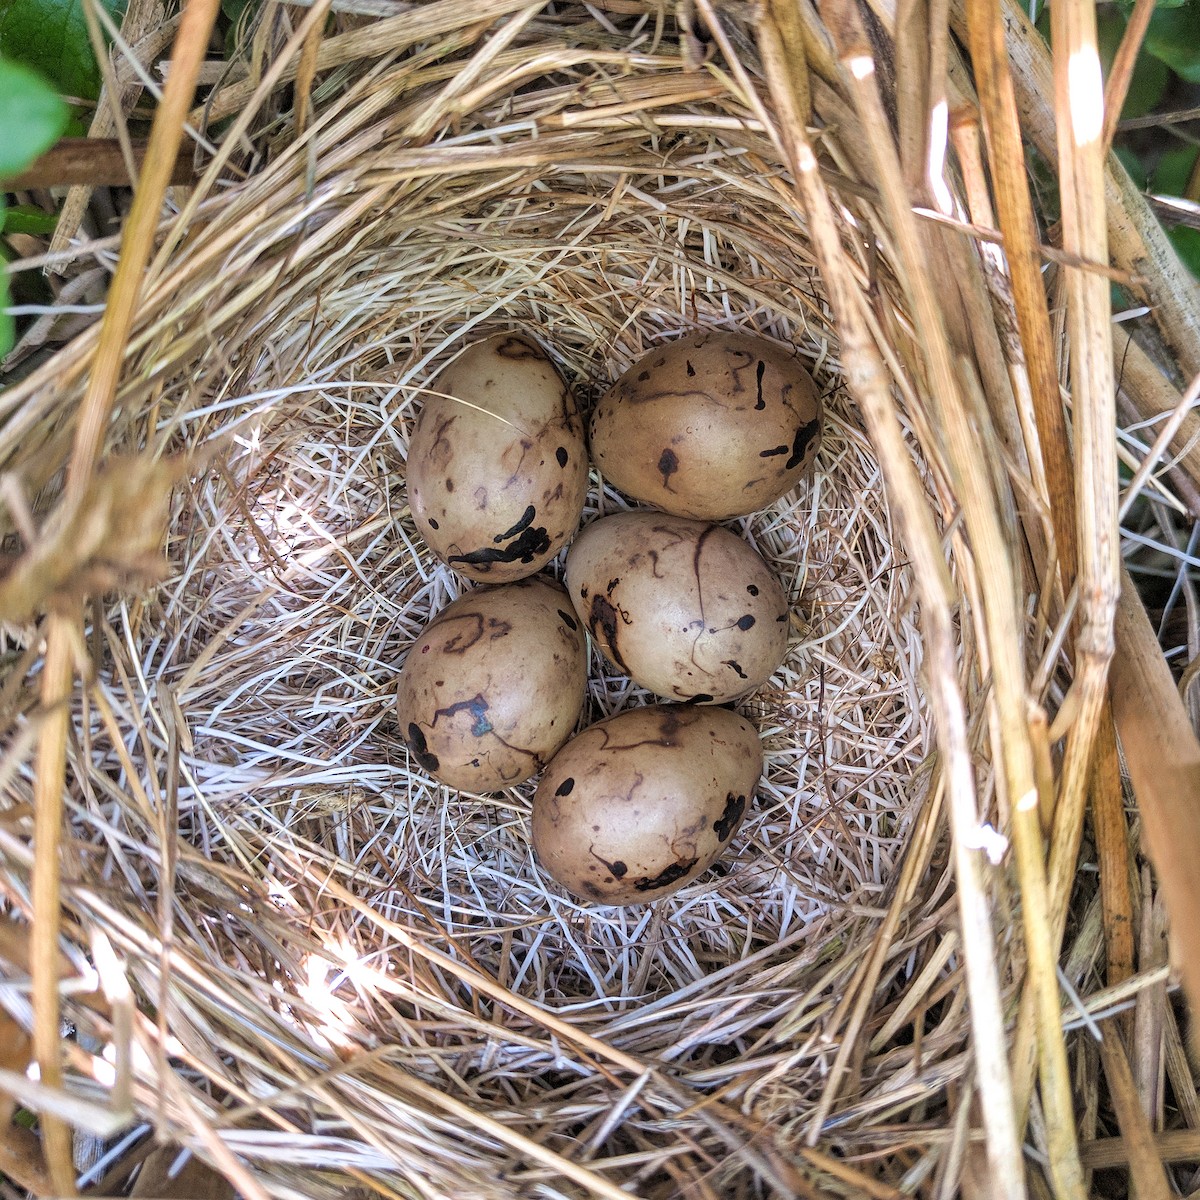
[961,0,1077,588]
[754,1,1025,1189]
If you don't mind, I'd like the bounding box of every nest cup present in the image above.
[4,6,994,1197]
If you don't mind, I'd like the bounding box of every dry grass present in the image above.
[1,0,1199,1196]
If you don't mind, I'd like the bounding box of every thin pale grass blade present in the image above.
[1115,328,1200,494]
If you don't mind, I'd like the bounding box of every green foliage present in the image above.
[2,203,57,234]
[0,0,128,101]
[1150,144,1199,194]
[0,55,68,176]
[1169,226,1200,277]
[1142,1,1200,81]
[0,55,68,357]
[1097,6,1171,116]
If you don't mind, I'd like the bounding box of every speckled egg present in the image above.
[396,578,587,791]
[589,331,823,520]
[531,704,763,904]
[407,332,589,582]
[565,511,790,703]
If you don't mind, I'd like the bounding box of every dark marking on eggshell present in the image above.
[786,418,821,470]
[557,608,579,631]
[759,444,789,458]
[493,504,537,544]
[432,693,493,737]
[602,857,629,879]
[437,614,486,654]
[737,614,756,631]
[556,777,575,796]
[747,584,759,596]
[658,447,679,489]
[685,693,715,704]
[556,446,569,467]
[686,360,696,377]
[428,518,440,530]
[448,523,551,570]
[430,415,458,459]
[726,348,754,394]
[713,793,746,841]
[723,660,748,680]
[495,335,541,359]
[634,858,698,893]
[404,723,440,773]
[588,595,630,671]
[754,360,766,410]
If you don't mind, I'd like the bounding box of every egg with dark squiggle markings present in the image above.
[565,511,789,703]
[589,331,823,520]
[407,332,589,582]
[532,704,763,904]
[396,578,587,791]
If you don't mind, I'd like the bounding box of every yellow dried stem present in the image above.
[28,1,219,1189]
[1110,571,1200,1021]
[67,0,222,500]
[1096,1028,1172,1200]
[31,606,78,1196]
[1050,0,1117,642]
[1089,701,1135,1005]
[971,0,1200,381]
[961,0,1078,590]
[893,0,931,192]
[1080,1129,1200,1169]
[292,0,330,138]
[764,0,812,130]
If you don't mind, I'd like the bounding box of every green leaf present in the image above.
[1143,2,1200,81]
[0,56,69,176]
[0,58,65,358]
[1115,145,1148,189]
[1168,226,1200,280]
[1150,144,1199,195]
[0,0,127,102]
[2,204,57,234]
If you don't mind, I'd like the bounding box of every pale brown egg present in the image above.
[407,332,589,582]
[396,578,587,791]
[532,704,763,904]
[589,331,822,520]
[565,511,789,703]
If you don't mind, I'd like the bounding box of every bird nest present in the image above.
[2,0,1184,1196]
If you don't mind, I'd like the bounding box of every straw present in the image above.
[2,0,1198,1194]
